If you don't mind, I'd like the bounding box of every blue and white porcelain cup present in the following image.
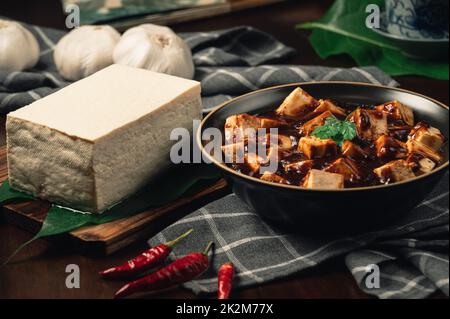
[385,0,449,39]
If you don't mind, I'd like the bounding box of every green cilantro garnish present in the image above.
[311,116,357,147]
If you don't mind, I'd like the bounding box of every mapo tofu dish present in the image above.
[221,87,446,189]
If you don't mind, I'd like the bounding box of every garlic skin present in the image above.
[54,25,120,81]
[113,24,195,79]
[0,19,39,72]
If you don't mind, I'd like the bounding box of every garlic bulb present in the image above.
[54,25,120,81]
[113,24,195,79]
[0,19,39,72]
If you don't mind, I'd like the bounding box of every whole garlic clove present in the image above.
[113,24,195,79]
[0,19,40,72]
[54,25,120,81]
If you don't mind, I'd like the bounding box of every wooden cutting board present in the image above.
[0,146,228,256]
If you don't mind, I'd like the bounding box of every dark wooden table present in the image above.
[0,0,448,299]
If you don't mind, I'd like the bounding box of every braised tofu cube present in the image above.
[405,154,437,175]
[352,108,388,141]
[341,140,368,159]
[418,157,436,174]
[277,135,293,150]
[260,134,293,151]
[260,172,288,184]
[244,153,264,173]
[376,101,414,125]
[284,160,314,175]
[298,136,338,159]
[248,135,291,165]
[221,142,245,163]
[302,169,344,189]
[225,114,262,142]
[417,157,436,174]
[406,140,443,163]
[324,158,361,182]
[374,160,416,184]
[276,87,318,119]
[225,114,261,130]
[264,146,280,164]
[260,118,287,128]
[409,122,445,151]
[248,146,282,175]
[374,135,408,159]
[311,99,347,117]
[301,111,333,135]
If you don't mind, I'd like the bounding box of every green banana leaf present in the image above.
[297,0,449,80]
[0,164,222,263]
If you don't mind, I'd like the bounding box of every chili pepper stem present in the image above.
[203,241,214,255]
[164,229,194,248]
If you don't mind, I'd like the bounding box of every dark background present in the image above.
[0,0,448,299]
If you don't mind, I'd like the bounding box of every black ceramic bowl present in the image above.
[197,82,449,233]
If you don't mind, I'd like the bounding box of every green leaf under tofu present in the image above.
[0,180,34,203]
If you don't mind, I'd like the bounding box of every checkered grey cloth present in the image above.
[150,172,449,299]
[0,22,398,113]
[1,20,447,299]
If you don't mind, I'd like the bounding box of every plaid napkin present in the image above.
[150,172,449,299]
[1,20,447,299]
[0,22,397,113]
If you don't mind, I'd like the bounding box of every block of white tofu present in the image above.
[302,169,344,189]
[6,65,202,213]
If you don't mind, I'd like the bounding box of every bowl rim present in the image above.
[197,81,449,193]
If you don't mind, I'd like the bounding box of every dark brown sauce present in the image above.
[377,136,408,158]
[389,126,412,142]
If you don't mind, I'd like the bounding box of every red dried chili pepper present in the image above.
[99,229,193,280]
[218,262,234,299]
[114,241,214,298]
